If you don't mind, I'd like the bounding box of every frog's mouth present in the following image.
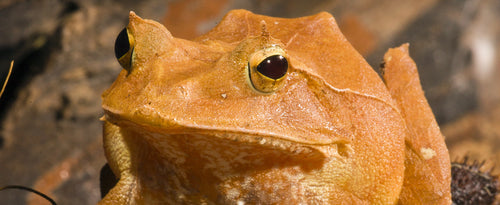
[103,110,352,162]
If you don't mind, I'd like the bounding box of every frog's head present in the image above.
[101,10,449,204]
[103,10,398,147]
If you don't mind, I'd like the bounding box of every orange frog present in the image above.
[100,10,451,204]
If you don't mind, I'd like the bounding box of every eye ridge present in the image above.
[256,55,288,80]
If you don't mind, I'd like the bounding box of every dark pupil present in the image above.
[114,28,130,59]
[256,55,288,80]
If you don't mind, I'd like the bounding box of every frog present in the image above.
[99,9,451,204]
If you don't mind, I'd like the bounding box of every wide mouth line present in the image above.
[183,125,350,146]
[104,111,349,147]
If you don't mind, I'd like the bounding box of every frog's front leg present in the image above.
[382,44,451,204]
[99,121,138,204]
[100,121,211,204]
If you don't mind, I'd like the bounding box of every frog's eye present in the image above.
[114,27,134,71]
[248,46,288,93]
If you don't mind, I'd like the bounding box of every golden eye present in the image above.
[247,46,288,93]
[114,27,134,71]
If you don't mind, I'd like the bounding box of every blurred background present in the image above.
[0,0,499,204]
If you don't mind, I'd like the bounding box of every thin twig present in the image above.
[0,185,57,205]
[0,61,14,98]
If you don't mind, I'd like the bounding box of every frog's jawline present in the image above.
[103,109,350,146]
[103,111,349,159]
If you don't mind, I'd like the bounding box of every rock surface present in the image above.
[0,0,498,204]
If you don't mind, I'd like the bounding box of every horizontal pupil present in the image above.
[256,55,288,79]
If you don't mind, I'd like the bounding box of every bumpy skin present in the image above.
[383,45,451,204]
[100,10,451,204]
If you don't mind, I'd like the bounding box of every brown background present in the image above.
[0,0,499,204]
